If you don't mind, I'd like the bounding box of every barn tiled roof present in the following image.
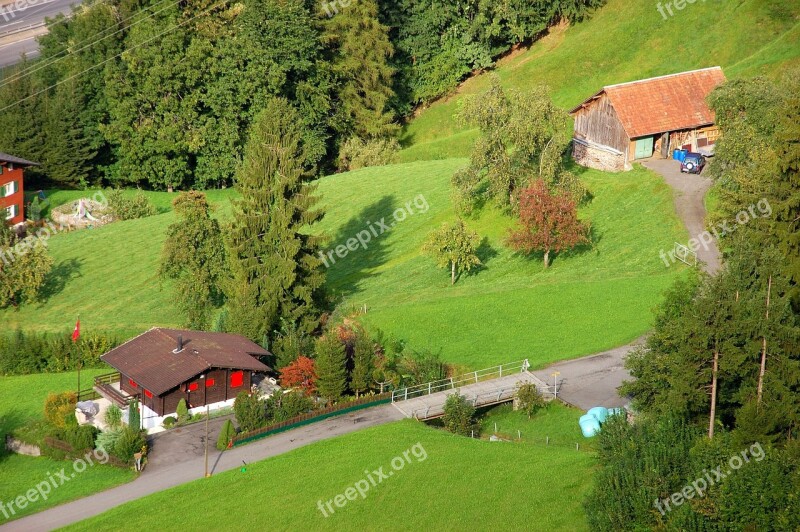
[101,328,271,395]
[570,67,726,138]
[0,152,39,166]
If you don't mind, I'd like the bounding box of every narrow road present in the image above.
[642,158,722,274]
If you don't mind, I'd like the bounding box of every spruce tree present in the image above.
[351,328,374,397]
[225,98,325,343]
[322,0,398,140]
[314,333,347,404]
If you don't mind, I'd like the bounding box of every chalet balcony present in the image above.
[92,372,132,408]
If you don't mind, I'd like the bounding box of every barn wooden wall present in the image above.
[572,94,630,153]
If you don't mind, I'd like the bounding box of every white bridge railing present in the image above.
[391,359,531,403]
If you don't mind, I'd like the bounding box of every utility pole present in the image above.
[551,371,560,400]
[204,405,211,478]
[757,275,772,407]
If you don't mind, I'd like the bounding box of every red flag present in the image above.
[71,319,80,342]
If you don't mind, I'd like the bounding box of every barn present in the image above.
[96,327,272,429]
[569,67,726,172]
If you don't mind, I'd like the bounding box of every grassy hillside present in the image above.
[0,371,136,523]
[1,159,685,368]
[400,0,800,161]
[66,404,595,531]
[315,160,686,368]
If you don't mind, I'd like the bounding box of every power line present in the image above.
[0,0,231,113]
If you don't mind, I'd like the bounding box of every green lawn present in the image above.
[65,406,596,531]
[0,371,136,523]
[400,0,800,162]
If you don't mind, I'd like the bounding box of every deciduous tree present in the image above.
[279,356,317,396]
[159,191,227,329]
[506,180,590,268]
[423,219,481,284]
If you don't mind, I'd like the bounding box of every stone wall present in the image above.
[5,434,41,457]
[572,139,626,172]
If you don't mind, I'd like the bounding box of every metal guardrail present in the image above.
[407,384,525,419]
[391,359,531,403]
[0,21,47,39]
[674,242,698,266]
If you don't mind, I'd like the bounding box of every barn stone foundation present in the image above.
[572,140,626,172]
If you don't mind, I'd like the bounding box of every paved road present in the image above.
[642,158,722,274]
[0,0,78,67]
[1,404,406,531]
[531,337,645,410]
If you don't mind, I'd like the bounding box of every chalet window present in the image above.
[230,371,243,388]
[188,382,199,392]
[144,389,153,398]
[2,180,16,197]
[205,378,215,388]
[4,205,17,220]
[129,378,138,388]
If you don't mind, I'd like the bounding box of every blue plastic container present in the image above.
[579,414,601,438]
[673,149,688,162]
[587,406,609,423]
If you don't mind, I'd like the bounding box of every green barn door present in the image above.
[634,137,653,159]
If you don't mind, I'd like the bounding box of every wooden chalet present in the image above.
[97,328,271,425]
[569,67,726,171]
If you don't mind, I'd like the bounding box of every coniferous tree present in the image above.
[225,98,325,343]
[314,333,347,404]
[322,0,398,140]
[351,328,374,397]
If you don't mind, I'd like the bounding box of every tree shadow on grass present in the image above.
[323,195,397,302]
[38,258,83,303]
[460,237,499,282]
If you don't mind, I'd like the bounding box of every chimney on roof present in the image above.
[173,335,184,354]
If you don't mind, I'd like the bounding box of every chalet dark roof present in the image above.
[0,152,39,167]
[101,328,271,395]
[569,67,726,138]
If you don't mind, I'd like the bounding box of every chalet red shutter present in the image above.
[205,378,215,388]
[188,382,199,392]
[230,371,243,388]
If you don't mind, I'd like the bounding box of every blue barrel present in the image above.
[587,406,609,423]
[579,414,601,438]
[673,149,688,162]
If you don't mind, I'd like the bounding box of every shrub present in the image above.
[176,399,189,423]
[128,399,140,430]
[216,419,236,450]
[0,329,119,376]
[268,391,315,423]
[106,189,157,221]
[233,392,266,432]
[64,425,99,452]
[442,392,477,436]
[112,427,146,463]
[96,429,122,454]
[44,392,77,429]
[337,137,400,171]
[162,416,177,428]
[515,383,546,418]
[104,404,123,429]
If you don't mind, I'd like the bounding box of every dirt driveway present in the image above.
[641,158,721,274]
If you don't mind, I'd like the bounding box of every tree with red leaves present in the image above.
[507,180,590,268]
[279,355,317,396]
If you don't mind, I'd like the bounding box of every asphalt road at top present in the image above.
[0,0,79,67]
